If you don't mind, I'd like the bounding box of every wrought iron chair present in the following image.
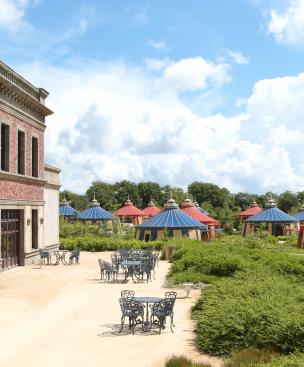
[150,298,175,334]
[98,259,117,282]
[69,249,80,264]
[39,249,52,265]
[118,298,144,334]
[120,290,135,299]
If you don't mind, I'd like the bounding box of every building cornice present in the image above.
[44,164,61,173]
[0,100,46,131]
[45,182,61,190]
[0,61,53,120]
[0,171,47,186]
[0,199,45,206]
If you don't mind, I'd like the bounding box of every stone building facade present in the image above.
[0,61,60,270]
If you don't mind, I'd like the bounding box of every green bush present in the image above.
[60,236,164,251]
[224,348,279,367]
[165,355,211,367]
[194,273,304,356]
[255,354,304,367]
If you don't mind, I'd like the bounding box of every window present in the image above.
[32,137,38,177]
[32,210,38,249]
[1,124,9,172]
[18,131,25,175]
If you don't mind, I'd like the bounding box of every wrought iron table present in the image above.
[53,250,69,265]
[120,260,141,282]
[133,296,162,332]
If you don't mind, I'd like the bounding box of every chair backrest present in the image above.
[165,291,177,300]
[121,290,135,299]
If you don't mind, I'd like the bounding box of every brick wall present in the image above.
[0,180,43,200]
[0,109,45,201]
[0,110,44,179]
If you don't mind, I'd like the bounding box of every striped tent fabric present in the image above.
[78,198,112,221]
[114,199,145,218]
[59,204,78,217]
[293,207,304,223]
[181,199,218,225]
[142,200,161,218]
[194,202,209,215]
[59,198,78,217]
[137,198,208,230]
[246,207,298,223]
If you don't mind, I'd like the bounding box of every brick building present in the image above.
[0,61,60,270]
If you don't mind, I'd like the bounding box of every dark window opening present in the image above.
[1,124,9,172]
[32,210,38,249]
[144,234,150,242]
[32,137,38,177]
[18,131,25,175]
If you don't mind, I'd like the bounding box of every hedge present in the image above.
[60,236,164,251]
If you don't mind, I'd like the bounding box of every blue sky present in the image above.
[1,0,304,194]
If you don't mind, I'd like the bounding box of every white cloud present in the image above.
[227,50,249,65]
[0,0,31,31]
[148,40,168,51]
[145,58,171,71]
[267,0,304,46]
[162,57,231,92]
[18,59,304,194]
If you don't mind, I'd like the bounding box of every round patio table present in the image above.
[133,296,162,332]
[54,250,69,265]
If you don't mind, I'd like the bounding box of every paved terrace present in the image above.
[0,252,222,367]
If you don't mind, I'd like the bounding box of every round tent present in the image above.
[142,199,161,218]
[78,198,113,223]
[194,202,209,215]
[181,199,219,239]
[136,197,208,241]
[114,198,145,225]
[59,198,78,219]
[244,198,299,237]
[239,201,262,222]
[293,204,304,224]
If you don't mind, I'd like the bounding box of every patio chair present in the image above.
[69,249,80,264]
[120,290,135,299]
[98,259,117,282]
[150,298,175,334]
[39,249,52,265]
[118,298,144,334]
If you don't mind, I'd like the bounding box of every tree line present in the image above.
[60,180,304,231]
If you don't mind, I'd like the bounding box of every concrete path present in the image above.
[0,252,222,367]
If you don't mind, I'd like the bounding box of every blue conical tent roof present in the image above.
[78,198,113,221]
[293,204,304,222]
[194,202,209,215]
[59,198,78,217]
[246,198,298,223]
[137,198,208,230]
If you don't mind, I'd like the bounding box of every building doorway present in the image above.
[1,210,20,270]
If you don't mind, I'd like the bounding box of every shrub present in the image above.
[255,353,304,367]
[194,273,304,356]
[165,355,211,367]
[60,236,164,251]
[225,348,279,367]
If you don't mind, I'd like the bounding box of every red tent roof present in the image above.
[239,201,262,219]
[180,199,219,225]
[114,199,145,217]
[142,200,161,218]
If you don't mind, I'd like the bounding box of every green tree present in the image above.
[60,190,88,212]
[234,192,255,210]
[162,185,187,206]
[277,191,298,213]
[188,182,233,208]
[86,181,117,211]
[114,180,140,207]
[137,182,164,208]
